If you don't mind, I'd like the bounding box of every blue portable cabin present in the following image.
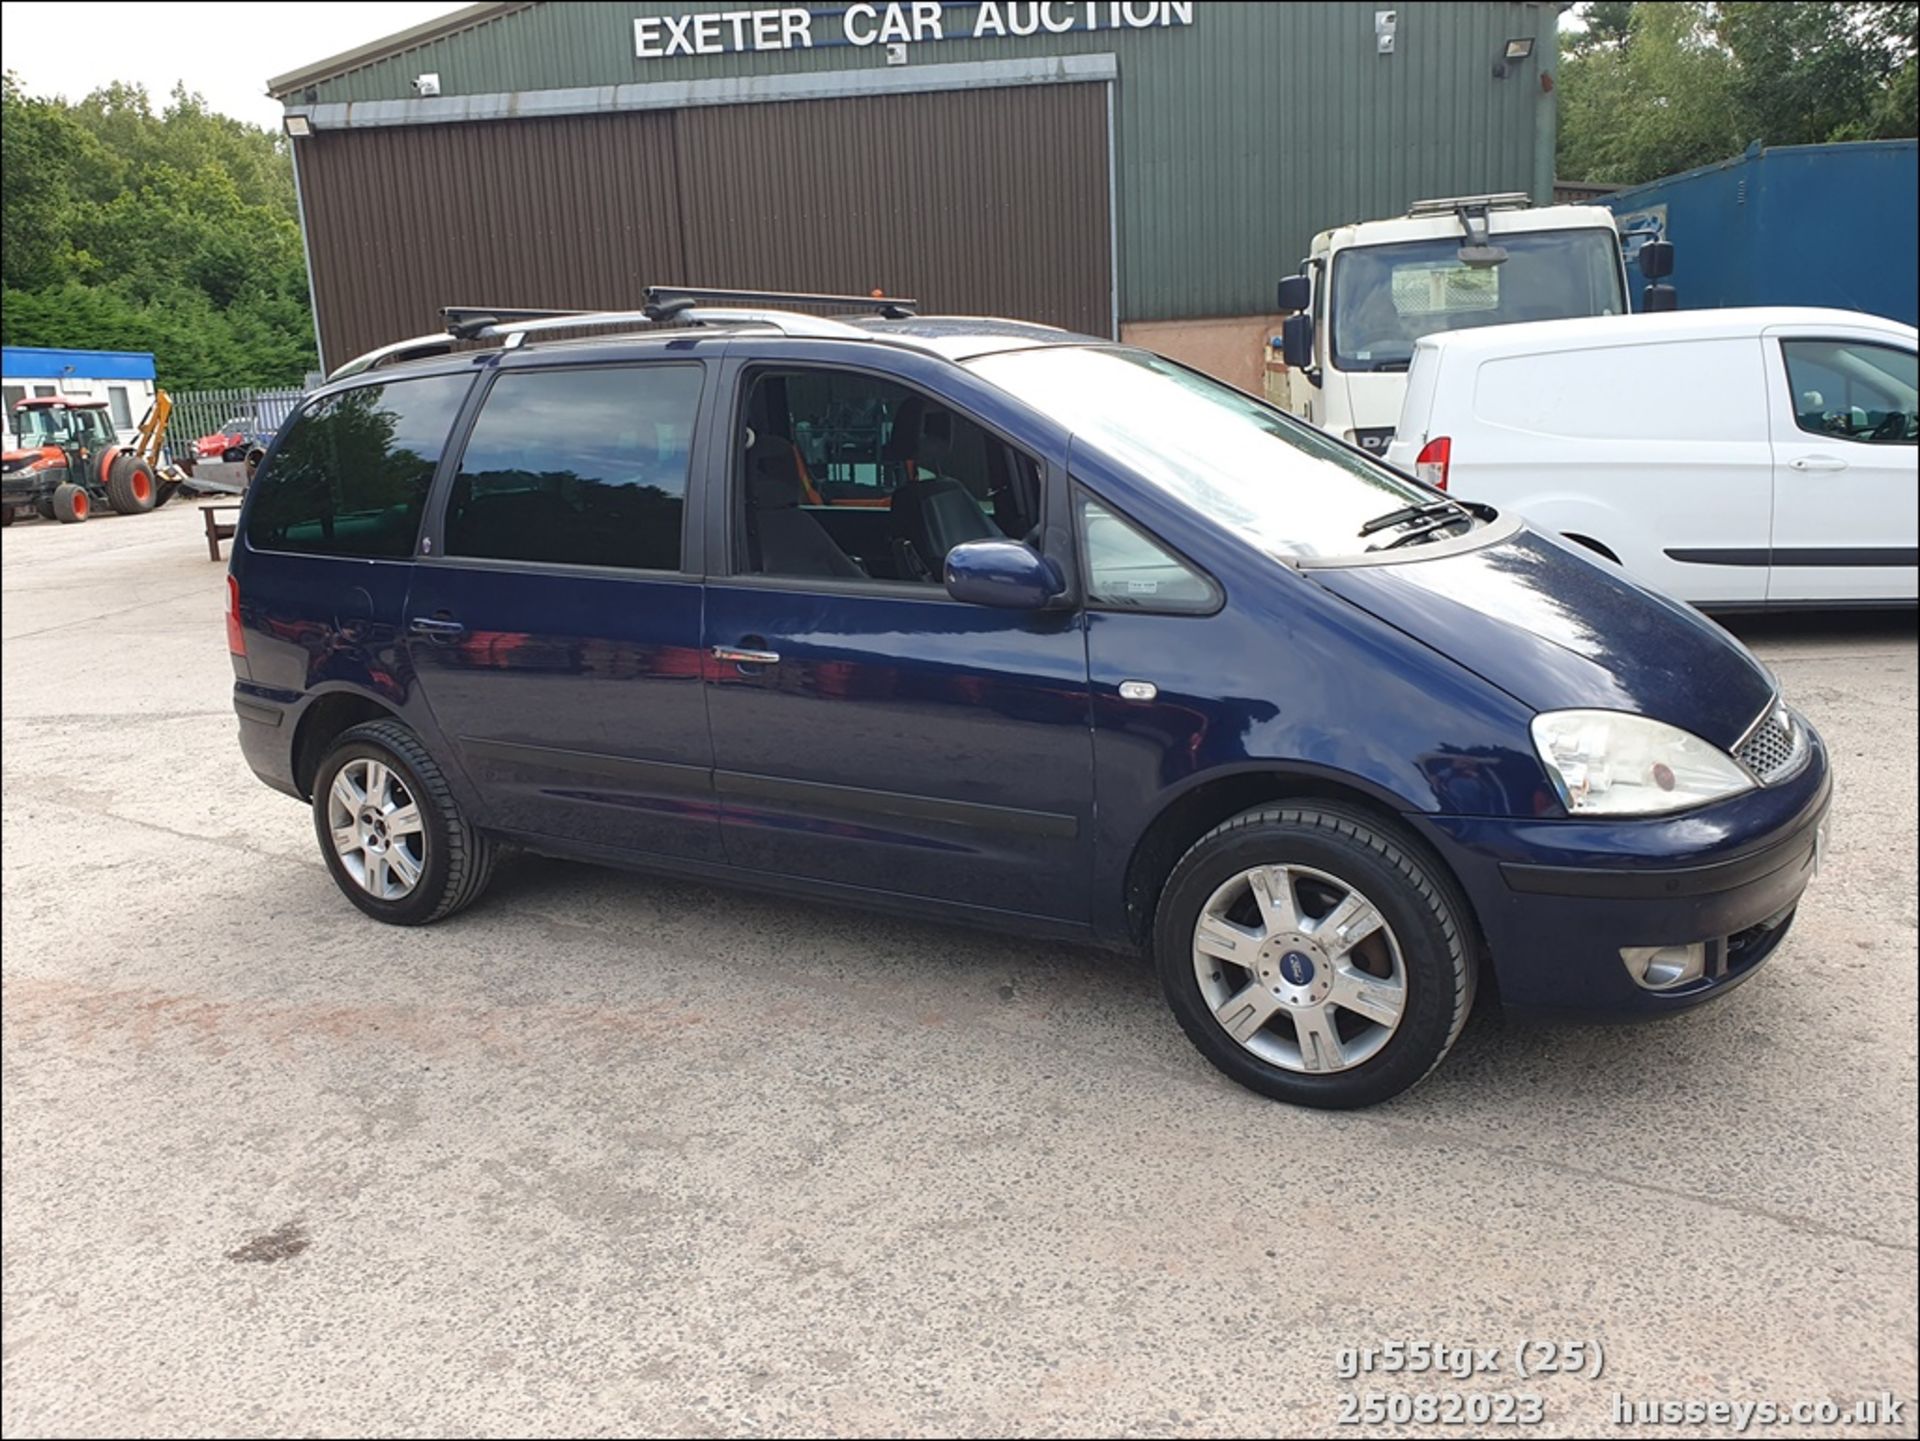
[1601,140,1919,326]
[2,347,160,447]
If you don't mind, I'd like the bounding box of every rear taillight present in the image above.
[226,574,246,656]
[1415,435,1451,491]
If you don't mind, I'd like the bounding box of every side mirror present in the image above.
[1276,274,1311,313]
[1637,239,1674,279]
[1280,312,1316,371]
[1644,283,1679,313]
[944,539,1064,611]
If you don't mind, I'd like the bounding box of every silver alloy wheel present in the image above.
[1191,863,1407,1074]
[327,757,426,901]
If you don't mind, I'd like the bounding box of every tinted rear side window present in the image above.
[246,374,470,558]
[444,364,702,572]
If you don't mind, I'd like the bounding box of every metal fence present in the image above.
[164,386,306,459]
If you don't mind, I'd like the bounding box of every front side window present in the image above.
[14,407,69,444]
[246,373,470,558]
[1780,340,1917,444]
[445,364,702,571]
[1331,228,1626,372]
[969,346,1444,561]
[737,368,1040,584]
[1080,497,1218,611]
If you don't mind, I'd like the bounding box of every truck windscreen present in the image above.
[1330,228,1626,372]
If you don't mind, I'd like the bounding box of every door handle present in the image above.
[712,645,780,666]
[1788,455,1849,472]
[409,616,467,637]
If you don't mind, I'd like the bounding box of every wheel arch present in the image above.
[1564,532,1622,564]
[291,690,405,800]
[1119,764,1484,959]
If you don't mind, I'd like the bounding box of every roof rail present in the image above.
[327,285,917,383]
[1405,192,1533,217]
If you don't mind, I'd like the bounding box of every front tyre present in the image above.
[1153,803,1477,1109]
[51,483,89,523]
[312,720,498,925]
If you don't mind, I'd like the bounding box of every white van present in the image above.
[1384,307,1918,607]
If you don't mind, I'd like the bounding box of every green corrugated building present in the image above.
[270,0,1560,383]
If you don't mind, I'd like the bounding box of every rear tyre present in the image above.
[106,454,157,514]
[35,497,57,521]
[51,483,89,524]
[1152,802,1477,1109]
[312,720,498,926]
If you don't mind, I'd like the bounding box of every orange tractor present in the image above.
[2,392,186,525]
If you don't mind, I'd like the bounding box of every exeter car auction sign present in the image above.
[636,1,1195,59]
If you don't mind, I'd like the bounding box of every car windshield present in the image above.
[966,346,1446,560]
[14,408,68,443]
[1331,227,1626,372]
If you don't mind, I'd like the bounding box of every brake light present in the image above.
[1415,435,1451,491]
[226,574,245,656]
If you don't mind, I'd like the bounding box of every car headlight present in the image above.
[1530,710,1755,816]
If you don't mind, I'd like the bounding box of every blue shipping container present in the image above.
[1602,139,1918,326]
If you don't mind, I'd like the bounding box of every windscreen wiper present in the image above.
[1369,513,1471,551]
[1359,499,1460,536]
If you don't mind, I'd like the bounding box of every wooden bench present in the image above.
[201,503,241,562]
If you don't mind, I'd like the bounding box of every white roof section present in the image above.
[1409,307,1918,362]
[1313,203,1618,252]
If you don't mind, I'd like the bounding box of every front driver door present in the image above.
[1765,326,1919,603]
[700,352,1095,926]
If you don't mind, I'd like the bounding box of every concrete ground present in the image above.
[3,503,1915,1439]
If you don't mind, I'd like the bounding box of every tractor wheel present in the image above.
[106,454,158,514]
[35,497,56,521]
[2,505,14,527]
[52,483,90,523]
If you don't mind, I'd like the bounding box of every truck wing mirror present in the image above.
[1276,274,1311,313]
[1280,312,1316,373]
[1638,239,1674,279]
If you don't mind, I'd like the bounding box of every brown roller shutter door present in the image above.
[298,83,1113,369]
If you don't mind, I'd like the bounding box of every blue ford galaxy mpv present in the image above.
[229,288,1831,1108]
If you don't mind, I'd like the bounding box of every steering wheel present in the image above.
[1870,410,1912,443]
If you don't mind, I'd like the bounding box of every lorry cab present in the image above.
[1273,194,1634,457]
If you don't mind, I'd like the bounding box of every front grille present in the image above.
[1734,703,1809,785]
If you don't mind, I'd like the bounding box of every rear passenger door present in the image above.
[405,359,721,862]
[700,354,1095,925]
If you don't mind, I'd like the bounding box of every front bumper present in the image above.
[2,472,58,503]
[1415,726,1831,1018]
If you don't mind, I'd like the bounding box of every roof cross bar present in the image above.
[443,306,592,339]
[643,285,918,320]
[328,289,914,384]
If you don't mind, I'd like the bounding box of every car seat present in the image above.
[883,399,999,578]
[745,433,862,579]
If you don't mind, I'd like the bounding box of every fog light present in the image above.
[1619,942,1708,991]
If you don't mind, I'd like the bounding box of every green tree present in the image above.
[1559,3,1743,184]
[0,72,315,389]
[1560,1,1919,184]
